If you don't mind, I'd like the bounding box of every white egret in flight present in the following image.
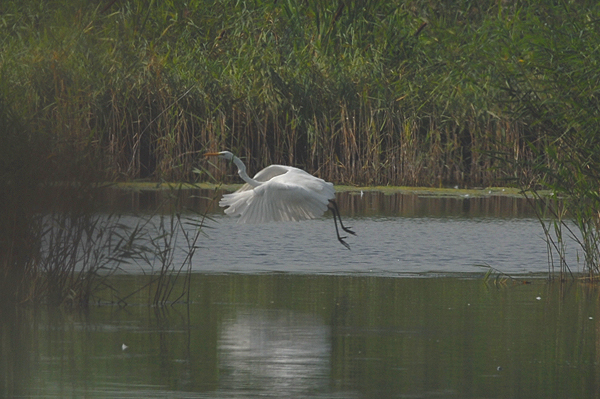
[205,151,356,249]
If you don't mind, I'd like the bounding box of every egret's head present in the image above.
[205,150,234,161]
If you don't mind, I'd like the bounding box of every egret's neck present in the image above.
[233,156,261,188]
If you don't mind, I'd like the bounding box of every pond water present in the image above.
[108,189,579,276]
[3,190,599,398]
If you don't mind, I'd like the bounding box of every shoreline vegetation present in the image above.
[2,0,600,304]
[2,0,597,187]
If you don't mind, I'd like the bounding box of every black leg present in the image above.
[328,200,356,236]
[328,200,356,250]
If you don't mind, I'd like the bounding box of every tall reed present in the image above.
[0,59,210,307]
[493,1,600,278]
[113,184,213,307]
[0,86,119,304]
[2,0,569,186]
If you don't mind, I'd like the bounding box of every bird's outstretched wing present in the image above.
[219,167,335,224]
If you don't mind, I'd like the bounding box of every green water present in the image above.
[3,273,599,398]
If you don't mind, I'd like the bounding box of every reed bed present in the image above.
[0,86,211,305]
[2,0,569,186]
[3,0,600,277]
[496,2,600,279]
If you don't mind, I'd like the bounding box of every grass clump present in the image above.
[0,85,113,305]
[493,1,600,278]
[0,85,208,306]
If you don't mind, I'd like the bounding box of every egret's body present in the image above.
[205,151,355,248]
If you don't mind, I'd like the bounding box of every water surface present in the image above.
[4,274,600,398]
[2,190,594,398]
[107,190,578,276]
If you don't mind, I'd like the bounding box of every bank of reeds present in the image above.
[3,0,600,276]
[0,85,116,304]
[493,1,600,279]
[0,86,209,305]
[3,0,577,186]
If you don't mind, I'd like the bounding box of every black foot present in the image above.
[338,235,351,250]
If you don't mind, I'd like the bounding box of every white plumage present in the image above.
[205,151,355,248]
[220,165,335,223]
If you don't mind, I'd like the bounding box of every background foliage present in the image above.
[2,0,598,187]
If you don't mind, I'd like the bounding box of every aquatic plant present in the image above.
[113,185,214,307]
[0,90,120,305]
[494,1,600,279]
[0,0,565,187]
[0,70,211,307]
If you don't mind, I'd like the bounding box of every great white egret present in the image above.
[205,151,356,249]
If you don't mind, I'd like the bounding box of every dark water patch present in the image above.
[3,274,600,398]
[97,188,538,219]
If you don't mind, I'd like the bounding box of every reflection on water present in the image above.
[2,274,600,398]
[100,187,537,219]
[219,309,330,396]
